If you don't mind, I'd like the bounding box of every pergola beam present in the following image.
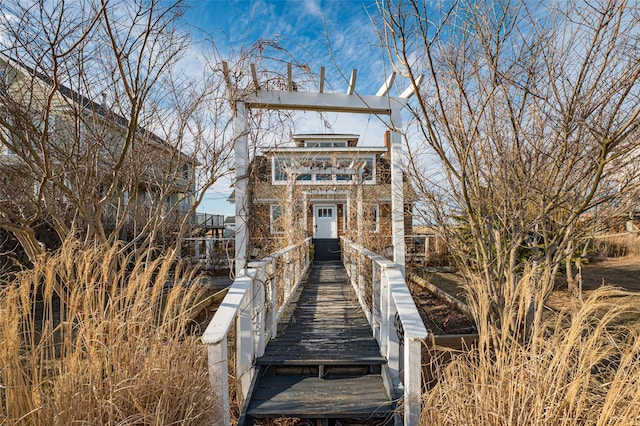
[244,90,407,114]
[319,67,325,93]
[251,63,259,90]
[400,74,424,98]
[347,69,357,95]
[376,72,396,96]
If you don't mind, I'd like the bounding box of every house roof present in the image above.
[0,53,197,165]
[264,146,387,155]
[292,133,360,147]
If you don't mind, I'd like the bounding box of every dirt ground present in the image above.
[410,256,640,332]
[580,255,640,291]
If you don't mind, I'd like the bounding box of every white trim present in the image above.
[270,204,284,234]
[271,153,376,185]
[343,203,348,233]
[369,204,380,233]
[313,204,338,238]
[244,89,408,114]
[265,147,386,154]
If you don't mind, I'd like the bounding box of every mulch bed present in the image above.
[412,287,476,335]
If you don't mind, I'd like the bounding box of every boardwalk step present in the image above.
[247,374,394,421]
[256,355,386,366]
[263,364,382,377]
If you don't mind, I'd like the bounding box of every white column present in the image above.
[356,180,363,244]
[390,108,406,276]
[303,194,309,236]
[234,102,249,277]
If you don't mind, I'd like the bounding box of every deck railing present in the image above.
[342,237,428,426]
[202,238,312,425]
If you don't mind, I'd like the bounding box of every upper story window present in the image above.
[303,140,348,148]
[272,154,375,185]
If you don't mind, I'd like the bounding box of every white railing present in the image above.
[193,213,226,228]
[202,238,311,425]
[182,237,234,269]
[342,237,428,426]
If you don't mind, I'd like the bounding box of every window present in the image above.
[367,204,380,233]
[317,207,333,218]
[273,158,289,181]
[362,158,374,182]
[270,205,283,234]
[182,164,190,180]
[304,140,347,148]
[272,155,375,184]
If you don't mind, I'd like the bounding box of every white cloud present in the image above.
[302,0,323,18]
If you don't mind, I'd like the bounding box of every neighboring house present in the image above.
[235,133,413,260]
[0,53,196,251]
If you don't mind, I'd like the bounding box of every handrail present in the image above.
[341,237,427,426]
[202,237,311,426]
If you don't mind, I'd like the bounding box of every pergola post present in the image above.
[390,108,406,275]
[234,102,249,276]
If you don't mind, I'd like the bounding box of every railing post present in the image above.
[207,341,230,426]
[284,250,292,299]
[384,269,401,393]
[249,262,267,358]
[372,261,381,342]
[206,237,213,268]
[357,254,365,305]
[404,336,422,426]
[236,274,255,402]
[379,268,389,365]
[264,257,277,340]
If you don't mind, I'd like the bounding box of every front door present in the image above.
[314,205,337,239]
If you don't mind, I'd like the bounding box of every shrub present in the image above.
[421,286,640,425]
[0,239,216,425]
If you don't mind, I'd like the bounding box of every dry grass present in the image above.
[421,284,640,425]
[0,239,217,425]
[593,234,640,258]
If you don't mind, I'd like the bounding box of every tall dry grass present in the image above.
[0,239,216,425]
[422,279,640,425]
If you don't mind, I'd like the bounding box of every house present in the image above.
[0,53,197,254]
[237,133,413,260]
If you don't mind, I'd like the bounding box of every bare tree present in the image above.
[0,0,236,261]
[376,0,640,336]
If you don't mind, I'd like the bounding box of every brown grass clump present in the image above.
[421,285,640,425]
[0,239,216,425]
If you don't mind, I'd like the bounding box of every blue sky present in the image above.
[182,0,397,216]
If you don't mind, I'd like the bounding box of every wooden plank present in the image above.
[248,261,392,420]
[248,375,392,419]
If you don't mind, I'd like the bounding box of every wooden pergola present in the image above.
[223,63,421,276]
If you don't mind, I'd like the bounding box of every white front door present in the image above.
[314,205,337,238]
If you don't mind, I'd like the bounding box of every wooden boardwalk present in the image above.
[242,260,394,424]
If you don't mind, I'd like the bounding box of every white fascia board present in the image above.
[293,134,360,139]
[244,90,408,115]
[265,147,387,154]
